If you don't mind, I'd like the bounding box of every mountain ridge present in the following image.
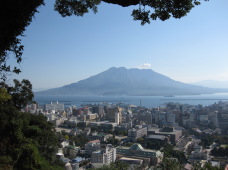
[36,67,228,96]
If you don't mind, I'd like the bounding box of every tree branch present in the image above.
[102,0,140,7]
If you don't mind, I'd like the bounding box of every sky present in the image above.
[9,0,228,90]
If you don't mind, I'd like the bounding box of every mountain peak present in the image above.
[110,66,126,69]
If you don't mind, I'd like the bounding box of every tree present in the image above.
[0,0,208,80]
[161,144,187,164]
[0,80,62,169]
[211,147,228,157]
[55,0,208,25]
[0,79,34,109]
[0,102,61,169]
[157,157,181,170]
[0,0,44,80]
[72,134,89,147]
[105,138,119,146]
[0,87,11,103]
[199,135,214,148]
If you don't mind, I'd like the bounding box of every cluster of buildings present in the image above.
[24,100,228,134]
[23,100,228,169]
[57,139,163,169]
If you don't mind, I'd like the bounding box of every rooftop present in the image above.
[147,135,166,140]
[87,139,100,144]
[130,143,144,151]
[119,157,143,161]
[148,128,182,135]
[117,143,158,153]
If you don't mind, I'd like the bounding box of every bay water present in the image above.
[34,93,228,108]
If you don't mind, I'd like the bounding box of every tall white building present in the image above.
[115,112,120,125]
[213,111,219,128]
[91,144,116,164]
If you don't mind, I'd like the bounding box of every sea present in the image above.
[34,93,228,108]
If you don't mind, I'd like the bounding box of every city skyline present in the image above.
[9,0,228,90]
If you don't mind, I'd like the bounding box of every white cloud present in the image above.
[138,63,151,69]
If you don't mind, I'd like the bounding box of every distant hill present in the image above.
[191,80,228,89]
[36,67,228,96]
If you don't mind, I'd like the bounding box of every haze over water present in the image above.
[35,93,228,108]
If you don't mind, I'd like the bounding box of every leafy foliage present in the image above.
[213,135,228,145]
[77,122,87,129]
[113,129,128,136]
[136,136,146,147]
[54,0,101,17]
[72,134,89,147]
[197,135,228,148]
[0,87,11,103]
[0,0,44,80]
[157,157,181,170]
[0,104,61,169]
[210,146,228,157]
[55,0,209,25]
[105,138,119,146]
[187,128,228,147]
[0,79,34,109]
[123,142,133,147]
[199,135,214,147]
[0,80,62,169]
[161,144,187,164]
